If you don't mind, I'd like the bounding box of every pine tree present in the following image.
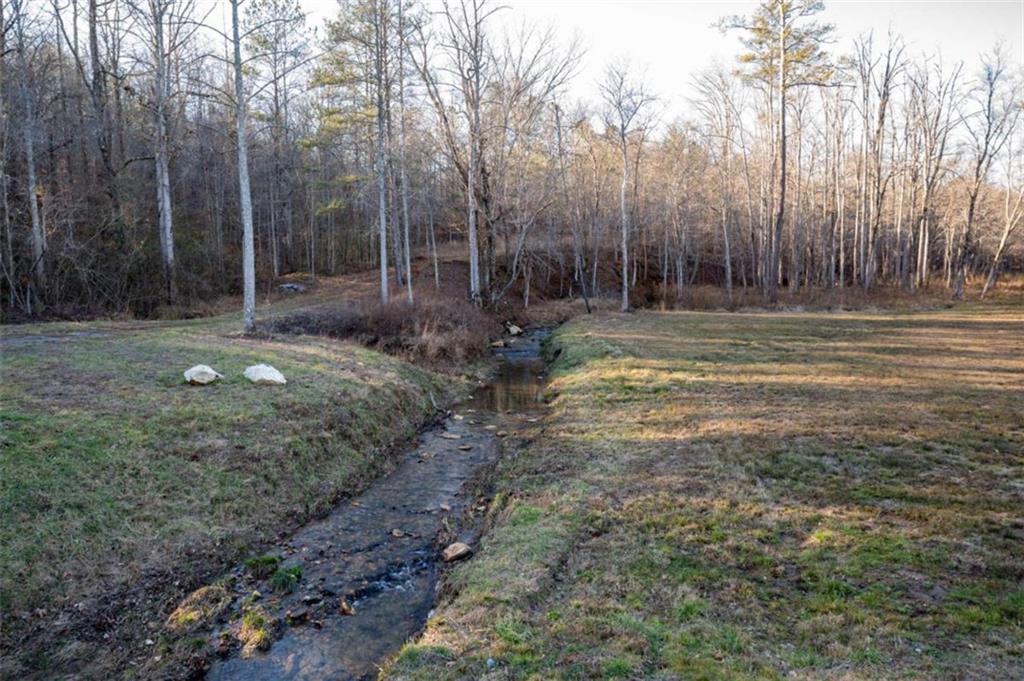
[720,1,834,301]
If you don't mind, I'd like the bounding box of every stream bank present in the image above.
[204,328,551,681]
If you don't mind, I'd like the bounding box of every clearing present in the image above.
[389,305,1024,679]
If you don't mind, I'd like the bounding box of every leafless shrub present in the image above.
[264,293,501,363]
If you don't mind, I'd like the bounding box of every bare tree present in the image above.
[981,129,1024,297]
[245,0,309,278]
[127,0,203,303]
[905,58,962,290]
[2,2,1022,318]
[721,0,833,301]
[600,59,655,312]
[953,47,1019,298]
[11,0,46,306]
[373,0,390,302]
[853,31,905,290]
[230,0,256,332]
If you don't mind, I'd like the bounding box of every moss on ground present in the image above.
[387,305,1024,680]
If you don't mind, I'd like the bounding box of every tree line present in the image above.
[1,0,1021,324]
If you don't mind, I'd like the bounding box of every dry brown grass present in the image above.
[388,303,1024,680]
[263,291,502,364]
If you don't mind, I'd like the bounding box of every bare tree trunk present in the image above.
[981,227,1011,297]
[769,3,786,303]
[14,3,47,301]
[981,165,1023,297]
[619,141,630,311]
[397,0,413,303]
[152,3,175,302]
[0,18,19,309]
[428,192,440,289]
[374,2,389,303]
[554,104,590,313]
[232,0,255,333]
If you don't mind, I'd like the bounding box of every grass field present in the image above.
[0,305,455,678]
[388,305,1024,679]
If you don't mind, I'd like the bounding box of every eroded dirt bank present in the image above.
[195,330,551,680]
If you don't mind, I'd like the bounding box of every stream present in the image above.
[205,329,550,681]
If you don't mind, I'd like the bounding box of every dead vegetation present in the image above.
[262,292,502,363]
[388,304,1024,680]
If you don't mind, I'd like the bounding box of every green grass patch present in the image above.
[1,314,455,675]
[384,306,1024,679]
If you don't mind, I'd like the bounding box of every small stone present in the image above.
[339,599,355,616]
[457,444,473,451]
[440,433,461,440]
[490,340,506,348]
[439,502,451,512]
[391,529,406,538]
[442,542,472,562]
[285,608,309,625]
[495,431,508,437]
[144,639,154,646]
[506,323,523,336]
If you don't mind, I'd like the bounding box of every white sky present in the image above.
[295,0,1024,118]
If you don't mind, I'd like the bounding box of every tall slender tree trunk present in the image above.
[619,139,630,312]
[428,194,440,289]
[554,104,590,313]
[467,119,481,302]
[232,0,255,333]
[397,0,413,303]
[153,7,175,303]
[769,4,787,303]
[374,4,389,303]
[980,229,1010,298]
[15,6,46,301]
[981,187,1022,297]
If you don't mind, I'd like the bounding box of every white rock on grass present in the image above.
[184,365,223,385]
[244,364,287,385]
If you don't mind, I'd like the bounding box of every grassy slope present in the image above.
[0,307,453,676]
[389,305,1024,680]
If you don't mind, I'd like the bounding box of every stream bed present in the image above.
[205,329,550,681]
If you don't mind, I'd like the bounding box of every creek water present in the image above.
[206,329,549,681]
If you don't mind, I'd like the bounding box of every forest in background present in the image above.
[1,0,1022,322]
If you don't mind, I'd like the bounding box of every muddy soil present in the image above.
[204,329,550,681]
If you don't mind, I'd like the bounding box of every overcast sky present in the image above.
[290,0,1023,118]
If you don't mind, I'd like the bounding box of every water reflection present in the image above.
[467,359,547,413]
[205,329,551,681]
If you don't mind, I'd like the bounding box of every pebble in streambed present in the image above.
[205,329,551,681]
